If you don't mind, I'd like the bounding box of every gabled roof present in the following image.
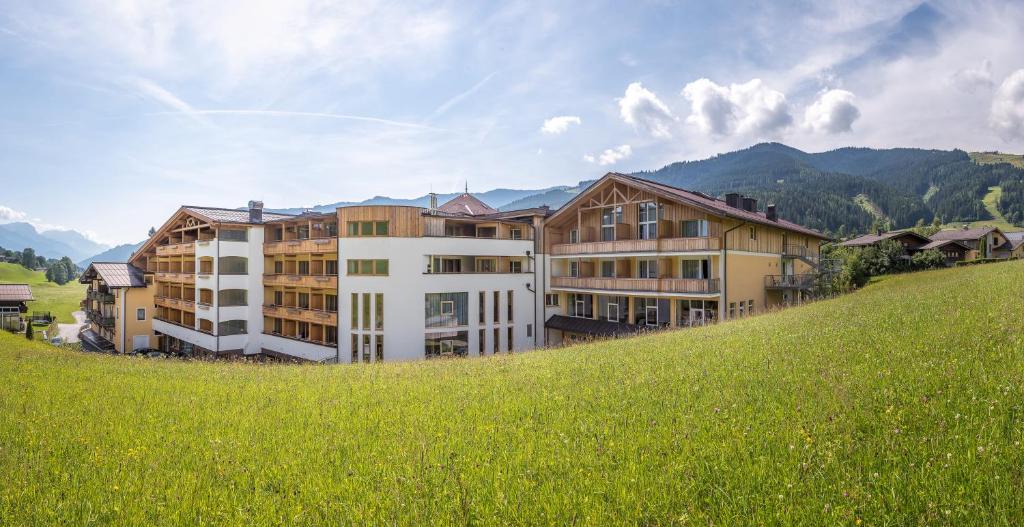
[182,206,293,224]
[80,262,147,288]
[930,226,999,241]
[919,239,971,251]
[437,193,498,216]
[0,284,33,302]
[548,173,829,239]
[838,230,931,247]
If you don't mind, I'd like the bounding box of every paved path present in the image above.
[57,311,86,344]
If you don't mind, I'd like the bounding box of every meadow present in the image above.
[1,261,1023,525]
[0,262,85,324]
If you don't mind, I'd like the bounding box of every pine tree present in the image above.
[25,321,33,340]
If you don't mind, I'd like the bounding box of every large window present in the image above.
[218,320,247,335]
[425,292,468,328]
[218,289,247,306]
[545,294,559,306]
[601,206,622,241]
[219,256,247,275]
[638,259,658,278]
[635,298,669,326]
[681,219,709,238]
[677,299,719,326]
[375,293,384,330]
[347,259,389,276]
[569,293,593,318]
[298,261,310,275]
[598,295,629,323]
[325,260,338,275]
[638,202,659,240]
[475,258,496,273]
[219,228,248,242]
[507,290,514,323]
[569,261,580,277]
[425,331,469,358]
[681,259,710,279]
[347,221,389,237]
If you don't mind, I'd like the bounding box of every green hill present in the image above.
[0,262,85,323]
[1,262,1023,524]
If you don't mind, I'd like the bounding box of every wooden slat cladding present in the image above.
[263,238,337,255]
[551,237,720,256]
[338,206,424,237]
[550,276,720,294]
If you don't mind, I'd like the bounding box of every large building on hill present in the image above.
[78,262,153,352]
[84,173,831,361]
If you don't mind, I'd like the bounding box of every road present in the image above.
[57,310,86,343]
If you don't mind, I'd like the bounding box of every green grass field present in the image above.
[970,151,1024,169]
[2,262,1023,524]
[0,262,85,324]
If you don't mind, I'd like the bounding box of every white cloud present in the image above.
[540,115,581,135]
[804,89,861,134]
[951,59,994,92]
[584,144,632,166]
[618,82,675,138]
[990,69,1024,140]
[0,205,28,222]
[681,78,792,137]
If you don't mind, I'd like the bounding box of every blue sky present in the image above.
[1,0,1023,245]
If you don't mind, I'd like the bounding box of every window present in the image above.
[362,293,371,331]
[274,261,283,274]
[747,300,754,316]
[599,296,629,323]
[681,259,709,279]
[493,291,500,323]
[375,335,384,362]
[510,228,523,240]
[526,323,533,338]
[749,226,758,240]
[363,334,371,362]
[476,258,496,273]
[298,261,310,275]
[425,293,469,328]
[347,259,389,276]
[509,260,523,273]
[729,302,736,318]
[638,202,658,240]
[298,322,310,339]
[479,328,486,355]
[601,206,622,241]
[507,326,513,352]
[325,260,338,275]
[375,294,383,330]
[272,318,282,334]
[136,308,146,321]
[325,326,337,345]
[507,290,513,323]
[218,320,247,335]
[219,228,248,242]
[681,219,709,238]
[569,261,580,277]
[479,291,485,324]
[298,293,309,309]
[738,301,746,318]
[638,259,658,279]
[347,222,359,236]
[493,327,500,354]
[219,256,247,275]
[569,293,593,318]
[351,334,358,362]
[569,229,579,244]
[297,225,310,240]
[545,294,559,306]
[425,331,469,358]
[219,289,247,306]
[361,222,373,236]
[375,221,389,236]
[348,221,389,237]
[326,294,338,312]
[601,260,616,278]
[274,290,284,306]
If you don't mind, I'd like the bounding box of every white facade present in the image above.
[338,236,541,362]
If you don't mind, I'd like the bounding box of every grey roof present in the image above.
[930,227,997,241]
[0,284,33,302]
[919,239,970,251]
[182,206,294,224]
[545,314,646,338]
[82,262,147,288]
[838,230,930,247]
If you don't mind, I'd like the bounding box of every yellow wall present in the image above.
[724,253,781,316]
[115,283,156,352]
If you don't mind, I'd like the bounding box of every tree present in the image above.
[911,249,946,270]
[20,248,36,270]
[148,227,156,237]
[25,320,33,340]
[49,263,68,285]
[59,256,77,280]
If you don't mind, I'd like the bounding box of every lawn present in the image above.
[0,262,85,324]
[1,262,1023,524]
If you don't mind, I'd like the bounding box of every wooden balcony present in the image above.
[263,305,338,326]
[155,272,195,284]
[263,238,337,255]
[551,236,720,256]
[764,274,816,290]
[263,274,338,289]
[155,296,196,313]
[156,242,196,256]
[550,276,720,294]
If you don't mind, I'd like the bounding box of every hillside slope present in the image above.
[0,262,85,323]
[77,241,145,269]
[1,262,1023,524]
[0,222,109,261]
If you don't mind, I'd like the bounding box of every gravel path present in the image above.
[57,310,86,343]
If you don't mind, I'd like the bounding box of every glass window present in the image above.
[375,221,389,236]
[601,261,615,278]
[219,256,247,275]
[681,219,709,237]
[360,260,373,275]
[218,320,247,336]
[749,226,757,240]
[681,260,705,279]
[425,331,469,358]
[545,294,559,306]
[298,261,310,275]
[136,308,146,321]
[298,293,309,309]
[510,228,522,240]
[274,261,283,274]
[326,294,338,312]
[476,258,496,273]
[297,225,310,240]
[274,290,283,306]
[507,326,513,352]
[375,293,383,330]
[351,293,358,328]
[509,260,523,273]
[569,229,579,244]
[441,300,455,316]
[639,259,658,278]
[374,260,388,275]
[493,327,500,354]
[218,289,247,306]
[569,261,579,277]
[375,335,384,361]
[479,328,486,355]
[493,291,500,323]
[219,228,248,242]
[325,326,337,345]
[569,293,593,318]
[362,334,371,362]
[362,293,371,330]
[347,222,359,236]
[360,222,374,236]
[526,323,532,338]
[601,206,622,241]
[479,291,485,323]
[425,292,469,328]
[325,260,338,275]
[638,202,658,240]
[351,334,358,363]
[507,290,513,323]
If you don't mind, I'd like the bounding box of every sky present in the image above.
[1,0,1023,246]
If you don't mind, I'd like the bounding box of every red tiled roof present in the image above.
[0,284,33,302]
[437,193,498,216]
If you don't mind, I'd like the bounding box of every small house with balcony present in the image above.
[79,262,153,352]
[0,284,33,331]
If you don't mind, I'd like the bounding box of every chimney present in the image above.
[248,200,264,224]
[766,204,777,221]
[742,197,758,212]
[429,192,438,210]
[725,193,741,208]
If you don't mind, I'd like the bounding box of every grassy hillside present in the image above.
[941,186,1023,233]
[970,151,1024,169]
[0,262,85,323]
[2,262,1024,524]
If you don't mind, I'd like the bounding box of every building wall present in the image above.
[723,252,778,315]
[121,283,156,351]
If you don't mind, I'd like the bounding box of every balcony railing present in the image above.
[263,238,338,255]
[262,331,338,348]
[155,296,196,312]
[153,316,195,331]
[155,242,196,256]
[263,274,338,289]
[550,276,720,294]
[262,305,338,326]
[764,274,817,289]
[155,272,196,284]
[87,311,115,328]
[87,290,115,303]
[551,236,720,256]
[782,244,819,261]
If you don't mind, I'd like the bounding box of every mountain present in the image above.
[0,222,112,262]
[268,187,558,215]
[77,241,145,269]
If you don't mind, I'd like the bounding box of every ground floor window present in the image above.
[507,326,513,352]
[568,293,593,318]
[425,331,469,358]
[634,298,669,327]
[677,299,718,326]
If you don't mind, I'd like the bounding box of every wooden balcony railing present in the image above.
[155,272,196,284]
[155,296,196,312]
[263,238,337,255]
[87,290,115,303]
[262,305,338,326]
[550,276,720,294]
[551,236,720,256]
[764,274,817,289]
[155,242,196,256]
[262,274,338,289]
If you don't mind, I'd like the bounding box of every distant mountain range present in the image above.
[76,241,145,269]
[0,222,111,263]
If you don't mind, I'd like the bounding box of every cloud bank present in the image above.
[990,69,1024,140]
[541,115,581,135]
[804,89,861,134]
[681,78,792,137]
[618,83,675,138]
[584,144,632,166]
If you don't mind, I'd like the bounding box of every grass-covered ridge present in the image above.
[0,262,85,323]
[2,262,1023,525]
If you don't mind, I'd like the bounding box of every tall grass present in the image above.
[1,262,1023,525]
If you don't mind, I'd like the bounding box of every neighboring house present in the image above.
[79,262,154,352]
[0,284,33,331]
[995,231,1024,259]
[837,230,932,255]
[930,226,1009,260]
[541,173,829,344]
[916,239,971,266]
